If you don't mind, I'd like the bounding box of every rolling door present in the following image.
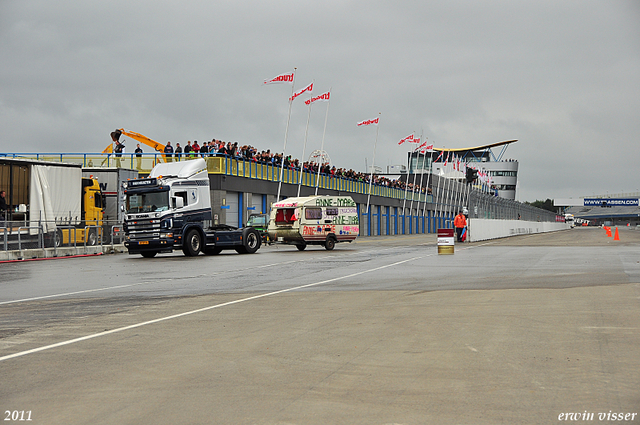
[225,191,239,227]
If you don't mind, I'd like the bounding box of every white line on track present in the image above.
[0,247,445,362]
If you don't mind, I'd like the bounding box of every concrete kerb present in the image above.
[0,244,127,262]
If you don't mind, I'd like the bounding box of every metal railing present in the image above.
[2,152,429,202]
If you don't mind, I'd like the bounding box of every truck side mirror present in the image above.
[172,197,184,209]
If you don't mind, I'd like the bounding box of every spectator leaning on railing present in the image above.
[174,135,429,194]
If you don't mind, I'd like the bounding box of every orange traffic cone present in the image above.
[614,227,620,241]
[605,227,612,237]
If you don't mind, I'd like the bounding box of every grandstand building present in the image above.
[408,140,519,200]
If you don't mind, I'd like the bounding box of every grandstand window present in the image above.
[490,171,517,177]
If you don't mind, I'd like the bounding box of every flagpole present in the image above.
[297,80,314,197]
[437,149,446,222]
[276,68,296,202]
[401,134,413,221]
[433,149,443,226]
[453,155,462,212]
[409,136,419,218]
[415,134,427,225]
[436,163,444,227]
[444,151,453,223]
[315,88,331,196]
[421,147,432,228]
[365,113,381,215]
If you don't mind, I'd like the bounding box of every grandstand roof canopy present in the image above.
[433,140,518,153]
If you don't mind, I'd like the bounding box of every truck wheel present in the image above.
[324,236,336,251]
[296,244,306,251]
[183,229,202,256]
[238,228,261,254]
[141,251,157,258]
[87,229,98,246]
[55,229,63,247]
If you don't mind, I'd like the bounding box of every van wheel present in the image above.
[296,244,306,251]
[324,236,336,251]
[183,229,202,256]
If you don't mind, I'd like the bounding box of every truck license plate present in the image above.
[138,241,149,245]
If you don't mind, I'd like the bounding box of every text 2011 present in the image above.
[4,411,32,421]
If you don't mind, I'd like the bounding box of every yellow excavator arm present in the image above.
[105,129,167,162]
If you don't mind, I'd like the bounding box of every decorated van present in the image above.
[267,195,359,250]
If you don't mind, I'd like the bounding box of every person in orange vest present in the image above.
[454,210,467,242]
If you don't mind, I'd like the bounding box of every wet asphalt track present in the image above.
[1,227,639,424]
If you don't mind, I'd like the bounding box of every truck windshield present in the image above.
[126,191,169,213]
[247,215,267,227]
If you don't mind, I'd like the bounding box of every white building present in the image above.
[408,140,519,200]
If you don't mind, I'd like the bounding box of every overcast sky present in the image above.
[1,0,638,202]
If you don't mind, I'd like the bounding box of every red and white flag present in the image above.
[264,72,294,85]
[444,152,450,166]
[357,117,379,126]
[290,82,313,102]
[398,134,414,145]
[304,91,331,105]
[434,150,444,162]
[418,143,434,154]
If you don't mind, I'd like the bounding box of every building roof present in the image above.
[432,140,518,153]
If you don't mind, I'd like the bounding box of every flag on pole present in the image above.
[443,151,449,166]
[434,150,444,162]
[418,142,433,154]
[357,117,379,126]
[398,134,414,145]
[304,91,331,105]
[264,72,295,84]
[290,82,313,102]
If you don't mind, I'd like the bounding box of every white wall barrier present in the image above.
[468,218,570,242]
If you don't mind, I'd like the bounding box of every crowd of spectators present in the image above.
[165,139,430,195]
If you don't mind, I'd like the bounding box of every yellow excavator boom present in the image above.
[105,128,167,162]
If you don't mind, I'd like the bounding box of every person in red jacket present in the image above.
[454,211,467,242]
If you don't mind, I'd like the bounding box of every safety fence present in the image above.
[0,219,124,252]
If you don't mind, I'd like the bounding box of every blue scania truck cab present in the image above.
[123,158,260,257]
